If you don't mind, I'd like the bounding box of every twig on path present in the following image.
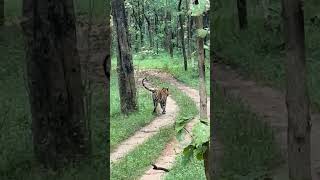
[151,164,170,172]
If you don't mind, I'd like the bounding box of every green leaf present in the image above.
[191,0,210,16]
[192,121,210,147]
[176,129,186,142]
[196,29,208,38]
[182,145,194,165]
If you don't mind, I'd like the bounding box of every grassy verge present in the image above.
[214,87,282,179]
[110,72,155,150]
[111,76,200,179]
[165,155,206,180]
[0,25,107,180]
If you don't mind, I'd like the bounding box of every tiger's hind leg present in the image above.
[152,94,157,114]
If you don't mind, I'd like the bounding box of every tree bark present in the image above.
[237,0,248,29]
[112,0,138,114]
[282,0,312,180]
[0,0,3,26]
[21,0,90,170]
[194,7,208,180]
[178,0,188,71]
[0,0,5,26]
[262,0,272,30]
[195,15,207,120]
[104,1,112,176]
[186,0,192,60]
[143,4,153,48]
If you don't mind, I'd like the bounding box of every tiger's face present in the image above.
[161,88,169,96]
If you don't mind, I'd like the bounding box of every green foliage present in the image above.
[196,28,209,38]
[190,0,210,16]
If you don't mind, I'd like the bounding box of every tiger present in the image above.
[142,77,169,115]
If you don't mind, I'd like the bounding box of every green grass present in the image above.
[214,87,281,179]
[165,155,206,180]
[0,25,107,180]
[110,71,155,150]
[213,0,320,111]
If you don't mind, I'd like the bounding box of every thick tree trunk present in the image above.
[178,0,188,71]
[21,0,90,170]
[237,0,248,29]
[282,0,312,179]
[104,2,112,176]
[112,0,138,114]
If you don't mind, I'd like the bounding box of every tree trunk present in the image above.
[166,14,174,57]
[282,0,312,180]
[178,0,188,71]
[0,0,3,26]
[143,4,153,48]
[21,0,90,170]
[194,2,208,177]
[195,14,207,120]
[237,0,248,29]
[112,0,138,114]
[104,1,112,176]
[262,0,272,30]
[203,146,210,180]
[186,0,192,60]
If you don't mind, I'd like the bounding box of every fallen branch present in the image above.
[151,164,170,172]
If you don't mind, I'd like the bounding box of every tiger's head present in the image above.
[161,88,169,96]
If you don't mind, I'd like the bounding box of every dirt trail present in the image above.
[110,78,179,163]
[139,70,210,180]
[213,63,320,180]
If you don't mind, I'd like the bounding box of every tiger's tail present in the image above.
[142,78,156,93]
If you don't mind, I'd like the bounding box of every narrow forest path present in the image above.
[110,78,179,163]
[213,63,320,180]
[138,70,210,180]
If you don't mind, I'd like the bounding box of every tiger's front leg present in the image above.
[160,101,166,114]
